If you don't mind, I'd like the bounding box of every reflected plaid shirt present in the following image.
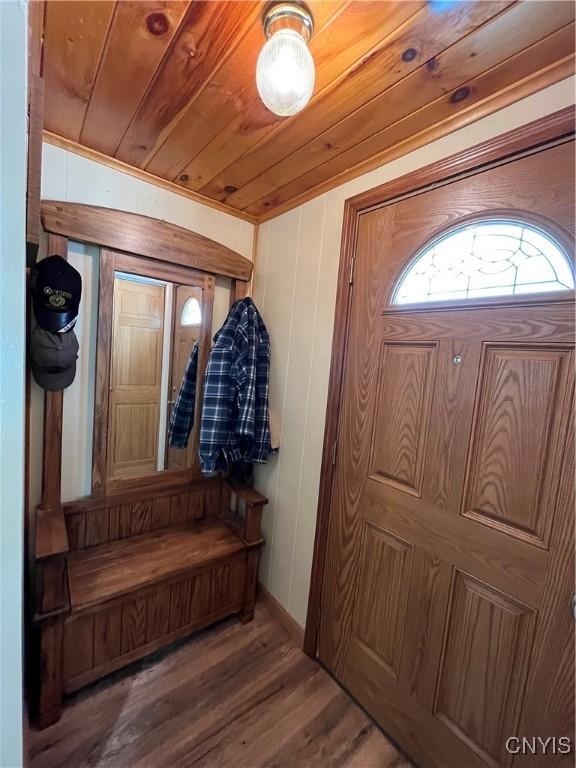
[168,298,272,474]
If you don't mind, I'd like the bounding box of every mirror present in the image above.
[105,261,216,485]
[108,271,201,479]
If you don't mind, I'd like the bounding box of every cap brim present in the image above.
[32,303,77,333]
[31,360,77,391]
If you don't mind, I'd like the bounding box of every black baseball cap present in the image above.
[31,255,82,333]
[30,326,79,391]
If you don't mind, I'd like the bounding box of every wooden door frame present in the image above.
[303,105,575,658]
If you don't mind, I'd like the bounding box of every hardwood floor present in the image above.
[28,604,412,768]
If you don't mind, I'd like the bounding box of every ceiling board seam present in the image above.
[165,0,362,185]
[185,1,426,193]
[42,130,258,225]
[77,0,119,144]
[110,0,194,158]
[256,61,574,222]
[238,1,566,212]
[316,0,353,30]
[140,3,264,172]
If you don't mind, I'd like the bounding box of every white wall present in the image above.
[0,2,27,765]
[30,145,255,507]
[254,76,576,629]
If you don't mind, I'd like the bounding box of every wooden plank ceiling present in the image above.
[42,0,575,222]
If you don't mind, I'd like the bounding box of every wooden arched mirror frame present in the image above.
[40,201,253,500]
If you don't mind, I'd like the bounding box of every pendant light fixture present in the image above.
[256,3,315,117]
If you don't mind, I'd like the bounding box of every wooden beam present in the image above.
[40,236,67,511]
[230,280,249,308]
[27,74,44,264]
[42,390,64,508]
[91,249,113,497]
[26,0,45,262]
[41,200,253,281]
[27,0,45,79]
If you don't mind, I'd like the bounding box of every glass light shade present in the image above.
[256,28,315,116]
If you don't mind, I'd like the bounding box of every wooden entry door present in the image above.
[319,141,575,768]
[166,284,203,471]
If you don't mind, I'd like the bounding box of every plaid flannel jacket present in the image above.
[168,298,272,474]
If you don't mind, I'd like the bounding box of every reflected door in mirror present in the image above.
[107,276,165,479]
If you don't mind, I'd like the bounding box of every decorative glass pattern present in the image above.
[181,297,201,326]
[392,220,574,305]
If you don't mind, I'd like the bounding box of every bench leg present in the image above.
[240,549,259,625]
[35,619,64,729]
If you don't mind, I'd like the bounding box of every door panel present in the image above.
[108,278,165,479]
[319,140,575,767]
[462,344,572,548]
[352,522,413,679]
[369,342,437,496]
[434,571,536,767]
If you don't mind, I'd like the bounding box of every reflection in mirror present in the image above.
[107,272,205,480]
[166,285,203,472]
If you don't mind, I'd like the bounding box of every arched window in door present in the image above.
[392,218,574,305]
[180,296,202,326]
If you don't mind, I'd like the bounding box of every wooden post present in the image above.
[37,620,64,729]
[241,549,260,624]
[34,234,69,726]
[40,235,67,509]
[229,279,249,308]
[227,483,268,624]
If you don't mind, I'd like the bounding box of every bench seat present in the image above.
[33,480,268,727]
[68,522,245,612]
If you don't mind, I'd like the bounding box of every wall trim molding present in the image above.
[258,583,304,649]
[303,106,575,658]
[43,131,259,226]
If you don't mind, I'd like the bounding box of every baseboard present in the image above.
[258,583,304,649]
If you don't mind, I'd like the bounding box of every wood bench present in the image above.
[32,478,267,728]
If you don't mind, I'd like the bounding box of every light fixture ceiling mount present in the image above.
[256,2,315,117]
[263,3,313,42]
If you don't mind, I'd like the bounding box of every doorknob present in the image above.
[572,594,576,620]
